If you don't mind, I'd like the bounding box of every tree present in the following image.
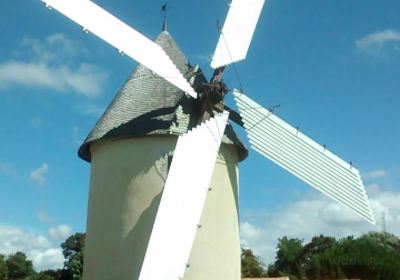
[35,273,56,280]
[6,251,35,280]
[0,254,8,280]
[241,248,266,277]
[302,235,340,280]
[360,231,400,251]
[303,239,346,280]
[301,235,336,262]
[39,269,70,280]
[337,235,400,280]
[61,233,85,280]
[302,233,400,280]
[268,236,304,279]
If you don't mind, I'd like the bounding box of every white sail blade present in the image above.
[42,0,197,98]
[139,112,229,280]
[233,91,375,225]
[211,0,265,69]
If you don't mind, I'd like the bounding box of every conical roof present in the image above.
[78,31,247,162]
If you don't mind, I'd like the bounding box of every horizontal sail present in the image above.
[233,90,375,224]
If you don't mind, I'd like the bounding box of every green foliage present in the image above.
[64,253,83,280]
[1,231,399,280]
[360,231,400,251]
[6,251,35,280]
[301,235,336,261]
[0,254,8,280]
[34,273,55,280]
[267,232,400,280]
[0,232,84,280]
[38,269,69,280]
[61,233,85,280]
[337,235,400,280]
[268,236,304,279]
[61,233,85,261]
[303,238,346,280]
[241,248,266,277]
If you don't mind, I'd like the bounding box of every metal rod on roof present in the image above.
[161,2,168,31]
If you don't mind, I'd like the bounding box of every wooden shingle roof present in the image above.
[78,31,247,162]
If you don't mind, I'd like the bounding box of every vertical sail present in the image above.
[211,0,266,68]
[139,112,229,279]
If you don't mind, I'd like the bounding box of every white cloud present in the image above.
[0,224,64,271]
[362,169,388,180]
[0,34,108,97]
[75,103,104,117]
[0,163,17,176]
[21,33,79,63]
[0,61,107,97]
[240,187,400,266]
[356,29,400,56]
[240,222,265,252]
[49,225,72,241]
[32,248,65,271]
[29,163,49,186]
[37,211,55,224]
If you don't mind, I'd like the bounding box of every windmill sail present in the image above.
[211,0,266,69]
[233,91,375,224]
[42,0,197,98]
[139,112,229,280]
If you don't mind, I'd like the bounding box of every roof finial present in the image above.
[161,2,168,31]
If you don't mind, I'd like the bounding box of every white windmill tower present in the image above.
[41,1,375,280]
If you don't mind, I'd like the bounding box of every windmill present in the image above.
[41,0,375,279]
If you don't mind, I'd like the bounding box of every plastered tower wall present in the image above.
[82,136,240,280]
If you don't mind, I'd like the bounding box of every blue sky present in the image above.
[1,0,399,270]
